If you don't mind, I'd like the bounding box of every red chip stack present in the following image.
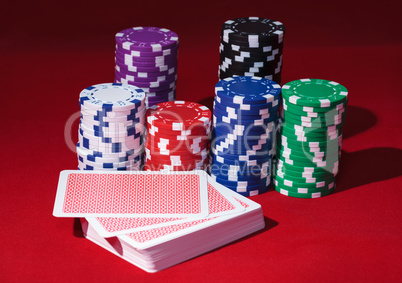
[144,101,211,171]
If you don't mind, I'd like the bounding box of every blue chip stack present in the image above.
[209,76,281,196]
[77,83,146,171]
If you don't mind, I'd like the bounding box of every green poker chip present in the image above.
[276,147,339,161]
[274,170,336,187]
[279,120,345,134]
[274,159,339,175]
[281,79,348,108]
[280,123,343,140]
[276,153,340,168]
[273,181,336,197]
[277,137,342,153]
[279,130,342,143]
[282,115,346,129]
[281,109,347,124]
[280,125,343,139]
[275,165,337,179]
[282,99,347,114]
[278,133,343,149]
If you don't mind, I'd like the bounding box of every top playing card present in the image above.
[53,170,209,218]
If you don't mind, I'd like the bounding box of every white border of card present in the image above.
[53,170,209,218]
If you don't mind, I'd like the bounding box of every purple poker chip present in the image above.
[146,96,175,104]
[115,62,177,73]
[115,56,178,68]
[115,45,179,57]
[115,69,177,83]
[146,91,176,102]
[115,50,178,63]
[115,65,176,77]
[115,27,179,52]
[115,52,177,63]
[146,88,176,97]
[115,73,177,88]
[115,78,176,93]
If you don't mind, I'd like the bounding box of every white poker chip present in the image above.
[79,83,145,111]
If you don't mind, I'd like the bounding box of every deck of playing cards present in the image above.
[53,170,265,273]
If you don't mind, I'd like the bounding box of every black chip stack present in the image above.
[219,17,285,85]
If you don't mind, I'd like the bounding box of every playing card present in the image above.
[53,170,209,218]
[86,177,245,237]
[114,177,262,249]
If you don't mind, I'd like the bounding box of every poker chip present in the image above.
[209,77,280,196]
[79,83,145,111]
[273,78,348,198]
[145,101,211,171]
[219,17,285,83]
[114,27,179,107]
[281,79,348,108]
[77,83,146,170]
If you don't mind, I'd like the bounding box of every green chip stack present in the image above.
[273,78,348,198]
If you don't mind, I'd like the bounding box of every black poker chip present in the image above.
[221,17,285,43]
[219,17,285,84]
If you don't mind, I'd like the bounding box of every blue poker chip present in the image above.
[215,95,280,111]
[215,76,281,105]
[214,178,270,192]
[213,113,278,126]
[211,149,271,161]
[209,169,270,182]
[212,128,274,146]
[210,153,271,166]
[213,120,275,135]
[210,157,271,172]
[212,173,271,187]
[210,156,272,171]
[79,124,142,140]
[214,98,280,117]
[212,140,273,155]
[213,102,278,120]
[212,144,273,156]
[211,135,274,153]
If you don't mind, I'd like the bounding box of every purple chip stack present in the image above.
[114,27,179,108]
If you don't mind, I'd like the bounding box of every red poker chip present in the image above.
[145,138,209,151]
[147,121,211,137]
[145,146,208,158]
[145,158,209,171]
[146,131,210,145]
[146,101,212,131]
[145,150,209,164]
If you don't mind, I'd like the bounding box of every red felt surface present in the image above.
[1,0,402,282]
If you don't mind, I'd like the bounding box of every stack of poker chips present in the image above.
[144,101,211,171]
[77,83,146,170]
[114,27,178,108]
[209,76,281,197]
[219,17,285,84]
[273,78,348,198]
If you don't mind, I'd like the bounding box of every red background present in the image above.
[1,0,402,282]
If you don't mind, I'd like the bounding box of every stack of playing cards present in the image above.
[53,170,265,273]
